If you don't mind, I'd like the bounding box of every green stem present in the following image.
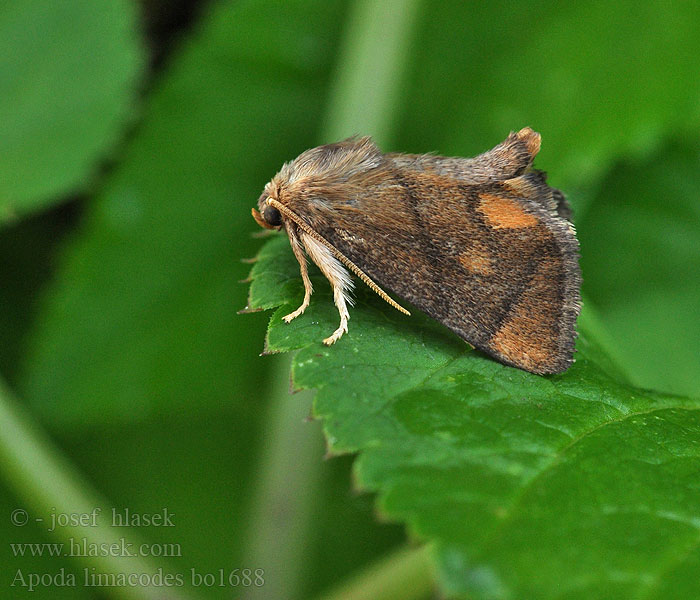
[315,545,433,600]
[239,355,323,600]
[0,380,193,600]
[322,0,423,145]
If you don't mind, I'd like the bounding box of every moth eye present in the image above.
[263,205,282,226]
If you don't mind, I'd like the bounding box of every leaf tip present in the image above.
[237,305,263,314]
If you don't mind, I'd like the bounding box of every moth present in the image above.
[252,128,581,374]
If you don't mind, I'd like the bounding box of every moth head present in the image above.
[252,137,383,230]
[252,186,283,230]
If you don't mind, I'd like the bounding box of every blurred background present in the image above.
[1,1,698,598]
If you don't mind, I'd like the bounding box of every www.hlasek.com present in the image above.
[11,568,265,592]
[11,537,181,558]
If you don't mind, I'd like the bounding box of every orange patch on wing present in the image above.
[489,315,552,372]
[487,267,560,373]
[458,245,493,275]
[478,193,538,229]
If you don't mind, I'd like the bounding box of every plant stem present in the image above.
[315,545,434,600]
[323,0,423,146]
[0,380,193,600]
[239,355,323,600]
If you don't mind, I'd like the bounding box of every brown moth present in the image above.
[252,128,581,374]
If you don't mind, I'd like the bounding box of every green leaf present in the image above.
[18,0,346,425]
[396,2,700,193]
[0,0,144,220]
[578,140,700,397]
[247,234,700,600]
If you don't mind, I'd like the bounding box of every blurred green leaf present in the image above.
[0,210,77,383]
[397,2,700,194]
[0,1,145,220]
[247,234,700,600]
[18,0,347,425]
[10,3,406,599]
[578,141,700,397]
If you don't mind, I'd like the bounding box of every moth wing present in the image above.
[388,128,572,220]
[302,163,580,374]
[385,127,542,185]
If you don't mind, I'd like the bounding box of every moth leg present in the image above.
[299,232,354,345]
[323,285,351,345]
[282,223,313,323]
[267,197,410,317]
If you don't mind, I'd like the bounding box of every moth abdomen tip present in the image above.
[515,127,541,156]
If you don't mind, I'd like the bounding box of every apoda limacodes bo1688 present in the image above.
[252,128,581,375]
